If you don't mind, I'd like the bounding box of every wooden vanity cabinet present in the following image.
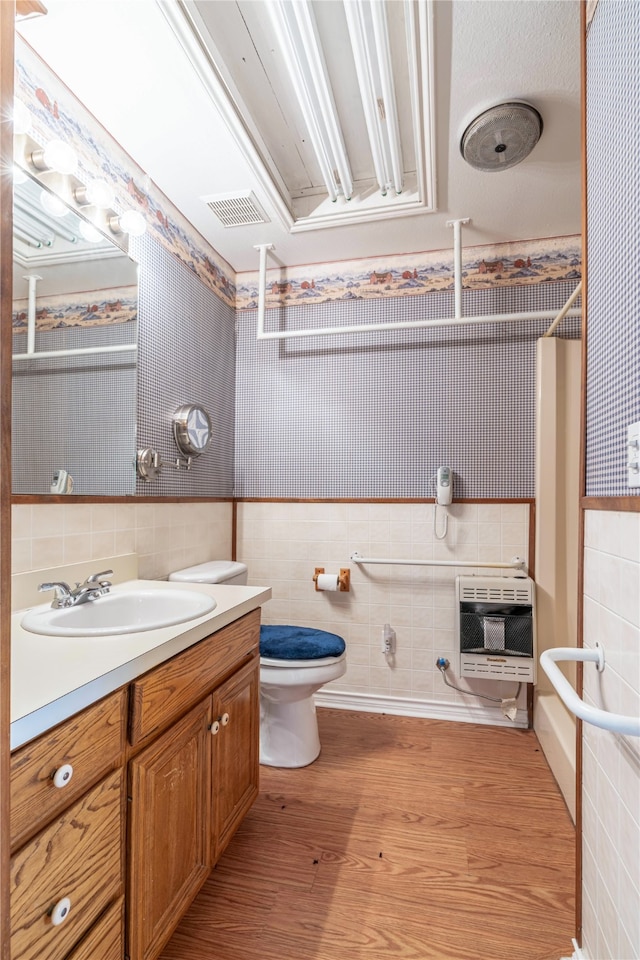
[9,608,261,960]
[127,609,261,960]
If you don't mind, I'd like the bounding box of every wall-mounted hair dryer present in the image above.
[433,466,453,540]
[436,466,453,506]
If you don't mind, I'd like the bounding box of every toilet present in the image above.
[168,561,347,768]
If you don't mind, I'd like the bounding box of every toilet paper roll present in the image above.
[317,573,340,592]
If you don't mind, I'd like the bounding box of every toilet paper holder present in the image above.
[313,567,351,592]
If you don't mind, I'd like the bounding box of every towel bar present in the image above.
[350,552,526,572]
[540,643,640,737]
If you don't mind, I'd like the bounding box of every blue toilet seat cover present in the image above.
[260,625,346,661]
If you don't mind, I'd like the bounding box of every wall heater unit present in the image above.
[456,576,536,683]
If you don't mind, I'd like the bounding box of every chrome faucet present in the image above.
[39,569,113,608]
[38,581,74,608]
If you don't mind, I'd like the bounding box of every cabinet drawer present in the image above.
[129,609,259,744]
[10,689,126,850]
[65,898,124,960]
[10,768,124,960]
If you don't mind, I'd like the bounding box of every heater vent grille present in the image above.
[202,190,270,228]
[459,581,533,604]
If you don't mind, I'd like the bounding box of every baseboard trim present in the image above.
[314,689,528,728]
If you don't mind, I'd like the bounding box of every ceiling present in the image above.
[17,0,582,274]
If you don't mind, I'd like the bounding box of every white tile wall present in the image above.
[12,501,233,584]
[582,511,640,960]
[237,501,531,724]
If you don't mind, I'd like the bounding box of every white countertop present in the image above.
[11,579,271,750]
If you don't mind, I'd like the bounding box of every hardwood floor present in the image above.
[159,709,575,960]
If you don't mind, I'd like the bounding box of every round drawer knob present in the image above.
[50,897,71,926]
[210,720,220,735]
[220,713,230,726]
[52,764,74,789]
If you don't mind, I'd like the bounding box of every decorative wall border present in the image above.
[13,285,137,333]
[15,40,236,309]
[236,235,581,311]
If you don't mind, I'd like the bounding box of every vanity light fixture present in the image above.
[13,164,28,185]
[267,0,353,202]
[78,220,103,243]
[39,188,69,218]
[30,138,78,176]
[343,0,403,196]
[74,178,115,209]
[109,209,147,237]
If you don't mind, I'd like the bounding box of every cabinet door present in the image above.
[211,656,259,863]
[127,700,212,960]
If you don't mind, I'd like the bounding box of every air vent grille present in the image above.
[202,190,270,228]
[459,579,533,605]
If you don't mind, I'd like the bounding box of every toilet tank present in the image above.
[168,560,248,585]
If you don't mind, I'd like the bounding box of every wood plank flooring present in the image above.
[159,709,576,960]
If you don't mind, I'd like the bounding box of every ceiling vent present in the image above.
[460,101,543,172]
[202,190,270,228]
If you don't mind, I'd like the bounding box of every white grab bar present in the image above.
[350,552,526,572]
[540,644,640,737]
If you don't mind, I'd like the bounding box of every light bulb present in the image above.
[76,178,115,208]
[40,189,69,218]
[41,139,78,175]
[79,220,103,243]
[13,99,31,136]
[118,210,146,237]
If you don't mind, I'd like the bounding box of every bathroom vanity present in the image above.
[9,579,270,960]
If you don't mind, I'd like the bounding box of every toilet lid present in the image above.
[169,560,247,583]
[260,625,346,661]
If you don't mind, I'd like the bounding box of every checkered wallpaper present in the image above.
[12,323,137,496]
[132,234,235,497]
[585,1,640,497]
[235,282,580,499]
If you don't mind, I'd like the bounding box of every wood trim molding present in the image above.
[581,496,640,512]
[575,0,588,942]
[0,5,15,957]
[235,497,535,504]
[11,495,234,504]
[13,495,536,506]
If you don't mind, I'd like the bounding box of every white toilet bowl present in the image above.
[260,651,347,768]
[168,561,347,768]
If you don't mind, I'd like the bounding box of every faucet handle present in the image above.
[86,569,113,585]
[39,581,71,593]
[38,582,73,608]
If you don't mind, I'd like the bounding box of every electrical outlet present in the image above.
[627,421,640,488]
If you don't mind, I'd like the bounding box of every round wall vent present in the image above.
[460,101,543,173]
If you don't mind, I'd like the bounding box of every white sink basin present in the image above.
[21,589,217,637]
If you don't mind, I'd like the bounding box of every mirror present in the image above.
[12,172,138,496]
